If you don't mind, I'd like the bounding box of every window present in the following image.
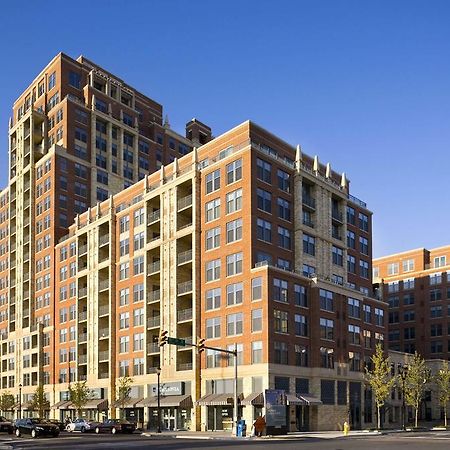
[359,213,369,231]
[403,293,414,305]
[274,341,288,364]
[360,260,369,279]
[430,305,443,318]
[388,296,399,308]
[277,197,291,221]
[227,282,243,306]
[119,336,130,353]
[347,255,356,273]
[133,255,144,275]
[430,273,442,285]
[320,289,333,311]
[434,256,446,268]
[206,198,220,222]
[295,314,307,336]
[133,308,144,326]
[347,207,355,225]
[133,333,144,351]
[374,308,384,326]
[320,318,334,340]
[303,234,315,255]
[206,259,221,281]
[403,278,415,290]
[206,169,220,194]
[359,237,369,255]
[226,252,243,276]
[274,310,288,333]
[273,278,288,302]
[206,317,221,339]
[206,288,221,310]
[206,227,221,250]
[119,288,129,306]
[295,346,308,367]
[402,259,414,272]
[348,324,361,345]
[388,281,399,293]
[226,159,242,184]
[256,158,271,183]
[389,311,399,323]
[332,246,343,266]
[256,218,271,242]
[252,277,262,301]
[303,264,315,277]
[347,231,355,248]
[119,238,129,256]
[252,309,262,332]
[134,232,145,251]
[227,313,243,335]
[257,188,272,213]
[348,298,360,319]
[119,262,129,280]
[277,169,290,192]
[206,349,221,368]
[430,289,442,301]
[226,188,242,214]
[48,71,56,90]
[431,324,442,337]
[226,219,242,243]
[68,71,81,88]
[252,341,263,363]
[404,310,415,321]
[294,284,307,307]
[119,312,130,329]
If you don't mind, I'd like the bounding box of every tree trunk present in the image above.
[445,406,447,428]
[415,405,418,428]
[377,405,381,430]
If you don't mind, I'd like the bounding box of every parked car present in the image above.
[0,416,13,434]
[14,418,60,438]
[47,419,66,431]
[94,419,136,434]
[66,418,98,433]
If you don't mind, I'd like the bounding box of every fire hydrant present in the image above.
[343,421,350,436]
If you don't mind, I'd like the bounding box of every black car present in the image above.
[47,419,66,431]
[0,416,13,434]
[14,418,60,438]
[94,419,136,434]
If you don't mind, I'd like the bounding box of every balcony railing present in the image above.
[78,244,88,255]
[177,250,192,265]
[98,351,109,362]
[147,210,161,225]
[177,280,193,295]
[98,305,109,316]
[98,372,109,379]
[78,287,87,297]
[79,311,87,321]
[302,195,316,210]
[332,231,342,240]
[78,333,87,342]
[98,280,109,291]
[177,194,192,211]
[147,342,160,354]
[332,209,344,223]
[147,290,161,303]
[98,327,109,338]
[147,261,160,275]
[177,308,192,322]
[99,235,109,246]
[177,363,193,371]
[303,218,314,228]
[147,316,160,328]
[78,354,87,364]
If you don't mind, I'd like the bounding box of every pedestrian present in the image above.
[253,415,266,437]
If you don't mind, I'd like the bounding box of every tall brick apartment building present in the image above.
[374,246,450,359]
[0,53,386,432]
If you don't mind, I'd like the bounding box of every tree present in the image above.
[29,384,50,418]
[365,344,396,429]
[68,381,92,417]
[435,361,450,427]
[0,392,15,415]
[404,352,430,428]
[116,376,133,419]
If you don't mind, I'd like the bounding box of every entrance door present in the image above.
[162,408,176,430]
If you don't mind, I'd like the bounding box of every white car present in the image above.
[66,418,98,433]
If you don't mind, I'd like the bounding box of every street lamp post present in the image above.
[156,367,161,433]
[399,366,408,431]
[18,384,22,420]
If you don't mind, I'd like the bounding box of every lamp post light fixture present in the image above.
[18,384,22,420]
[155,367,161,433]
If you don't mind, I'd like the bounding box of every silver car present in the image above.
[66,418,98,433]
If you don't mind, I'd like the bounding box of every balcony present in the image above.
[178,336,193,348]
[98,372,109,379]
[147,261,160,275]
[23,309,29,317]
[98,328,109,339]
[147,210,161,225]
[78,333,87,343]
[147,342,160,354]
[99,235,109,246]
[177,195,192,211]
[98,280,109,291]
[78,354,87,365]
[331,209,344,224]
[78,244,88,256]
[177,363,193,371]
[79,311,88,322]
[98,305,109,317]
[177,280,193,296]
[147,316,160,329]
[78,287,88,298]
[177,250,192,265]
[302,195,316,211]
[177,308,192,322]
[98,351,109,362]
[147,290,161,304]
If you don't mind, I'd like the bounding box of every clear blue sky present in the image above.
[0,0,449,257]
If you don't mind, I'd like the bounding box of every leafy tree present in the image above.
[29,384,50,418]
[0,392,15,415]
[365,344,395,429]
[404,352,430,428]
[435,361,450,427]
[116,376,133,419]
[69,381,92,417]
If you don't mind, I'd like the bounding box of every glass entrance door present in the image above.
[162,407,176,430]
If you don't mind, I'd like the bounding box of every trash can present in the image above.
[237,420,246,437]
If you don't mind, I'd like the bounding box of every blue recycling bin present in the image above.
[237,420,246,437]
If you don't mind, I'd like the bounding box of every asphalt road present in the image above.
[1,431,450,449]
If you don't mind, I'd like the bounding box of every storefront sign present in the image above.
[149,382,184,396]
[265,389,286,427]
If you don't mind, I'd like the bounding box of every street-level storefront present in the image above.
[137,395,192,431]
[196,393,244,431]
[241,392,264,422]
[111,397,144,428]
[52,398,108,421]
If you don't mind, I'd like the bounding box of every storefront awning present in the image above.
[137,395,192,408]
[196,393,237,406]
[52,400,72,410]
[67,399,108,410]
[286,393,305,405]
[111,397,144,408]
[297,394,322,405]
[241,392,264,406]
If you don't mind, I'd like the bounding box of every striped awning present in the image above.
[111,397,144,408]
[196,393,241,406]
[137,395,192,408]
[51,400,71,410]
[67,399,108,410]
[297,394,322,405]
[241,392,264,406]
[286,393,304,405]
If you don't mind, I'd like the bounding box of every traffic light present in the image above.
[198,338,206,353]
[159,330,168,347]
